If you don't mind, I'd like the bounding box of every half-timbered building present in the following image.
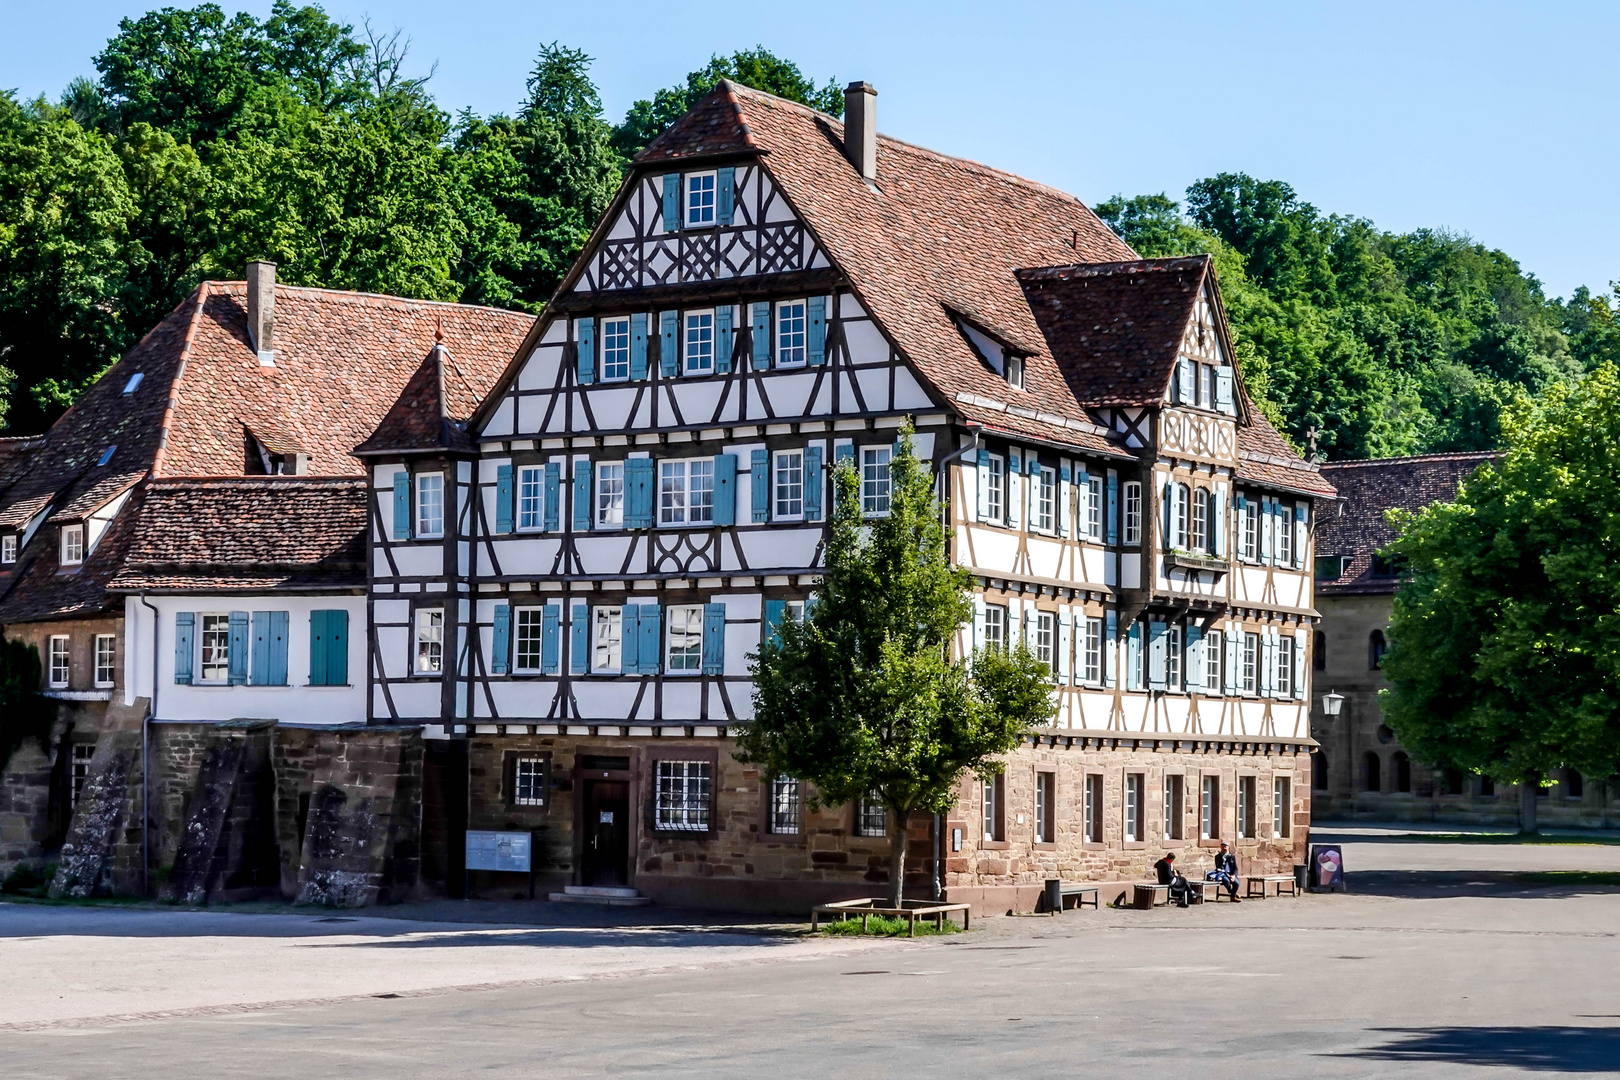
[360,80,1336,912]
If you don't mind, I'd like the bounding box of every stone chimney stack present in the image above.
[246,260,276,366]
[843,82,878,185]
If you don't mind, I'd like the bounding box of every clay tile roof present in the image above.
[1236,411,1338,499]
[1314,452,1497,594]
[355,347,474,456]
[107,477,366,593]
[0,486,146,623]
[638,81,762,162]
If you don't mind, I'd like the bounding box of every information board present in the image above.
[465,830,533,873]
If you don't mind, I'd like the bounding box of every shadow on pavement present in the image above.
[1344,1026,1620,1071]
[301,927,786,950]
[1343,870,1620,899]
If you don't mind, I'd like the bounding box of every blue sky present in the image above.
[6,0,1617,300]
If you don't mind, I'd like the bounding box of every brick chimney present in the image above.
[843,82,878,186]
[246,260,276,367]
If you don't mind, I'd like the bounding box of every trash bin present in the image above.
[1294,863,1308,894]
[1044,878,1063,914]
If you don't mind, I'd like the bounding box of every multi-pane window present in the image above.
[200,614,230,682]
[1204,634,1221,692]
[94,634,115,688]
[1086,475,1104,540]
[858,792,888,838]
[1034,612,1055,671]
[1166,624,1183,690]
[983,605,1008,653]
[48,635,69,688]
[1192,488,1210,553]
[1238,776,1257,838]
[1035,467,1056,533]
[601,316,631,381]
[981,773,1003,842]
[71,743,94,808]
[655,760,711,831]
[769,776,802,835]
[1242,632,1259,694]
[684,311,714,374]
[596,463,625,527]
[665,605,704,673]
[985,454,1006,523]
[1124,773,1144,843]
[1123,481,1142,544]
[514,757,546,807]
[685,172,716,227]
[1201,775,1220,840]
[860,446,892,516]
[773,451,804,520]
[1172,484,1190,549]
[61,524,84,565]
[1273,777,1291,837]
[777,301,808,366]
[1082,616,1104,685]
[2,533,16,563]
[1083,774,1103,843]
[1035,771,1055,844]
[1164,774,1185,840]
[518,466,544,530]
[416,473,444,538]
[1276,635,1295,697]
[1241,499,1260,561]
[514,607,544,673]
[415,608,444,674]
[1277,506,1295,565]
[592,607,621,673]
[659,459,715,525]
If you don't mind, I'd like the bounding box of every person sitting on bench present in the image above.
[1154,852,1196,908]
[1207,841,1242,902]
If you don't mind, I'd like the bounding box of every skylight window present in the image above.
[97,446,116,466]
[122,373,144,395]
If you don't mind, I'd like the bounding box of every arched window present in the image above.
[1313,631,1326,672]
[1173,484,1190,549]
[1313,751,1329,791]
[1393,752,1411,793]
[1191,488,1210,552]
[1369,629,1387,670]
[1363,751,1382,793]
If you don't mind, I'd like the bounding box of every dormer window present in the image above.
[1,534,15,563]
[1005,355,1024,391]
[685,171,717,228]
[122,373,144,395]
[61,524,84,566]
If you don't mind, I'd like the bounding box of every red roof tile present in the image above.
[355,347,475,456]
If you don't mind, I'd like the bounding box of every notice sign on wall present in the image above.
[466,830,532,873]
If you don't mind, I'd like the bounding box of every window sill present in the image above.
[978,839,1010,850]
[1197,838,1226,848]
[1032,842,1057,852]
[1122,840,1148,850]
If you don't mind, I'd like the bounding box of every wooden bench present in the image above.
[1245,874,1299,899]
[1198,876,1241,902]
[1041,880,1100,913]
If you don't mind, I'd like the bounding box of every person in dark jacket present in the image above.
[1208,841,1242,901]
[1154,852,1196,907]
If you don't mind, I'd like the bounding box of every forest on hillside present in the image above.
[1,2,1615,459]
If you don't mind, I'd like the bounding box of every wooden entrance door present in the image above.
[582,780,630,887]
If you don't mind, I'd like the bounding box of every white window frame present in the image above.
[659,458,715,526]
[860,446,892,516]
[1241,499,1260,562]
[986,454,1006,524]
[596,462,625,528]
[517,465,544,531]
[684,170,717,228]
[514,757,547,807]
[858,791,888,838]
[1,533,15,564]
[1166,624,1183,691]
[592,606,622,674]
[1004,354,1024,391]
[665,604,704,674]
[1034,611,1055,671]
[414,608,444,675]
[199,613,230,683]
[1124,773,1143,843]
[513,606,544,674]
[683,309,715,375]
[1204,633,1221,692]
[1277,505,1296,566]
[1238,775,1257,839]
[1083,773,1103,843]
[1173,484,1190,550]
[1201,775,1220,840]
[980,775,1001,842]
[1242,631,1259,694]
[984,604,1008,653]
[600,315,632,382]
[769,775,802,835]
[94,633,116,688]
[655,759,711,831]
[773,450,804,521]
[776,300,808,368]
[1082,616,1103,685]
[1273,776,1291,837]
[1086,475,1103,540]
[1035,771,1054,844]
[415,473,445,539]
[60,524,84,566]
[1192,488,1210,553]
[1276,635,1295,697]
[47,635,69,688]
[1199,363,1214,409]
[1123,481,1142,545]
[1035,466,1056,533]
[1164,773,1184,841]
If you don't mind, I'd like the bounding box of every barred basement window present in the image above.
[655,760,711,831]
[858,792,887,837]
[514,757,547,807]
[71,744,94,808]
[769,776,801,835]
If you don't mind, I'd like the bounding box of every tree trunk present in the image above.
[888,813,908,907]
[1519,781,1539,835]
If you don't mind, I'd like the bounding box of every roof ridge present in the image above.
[1018,254,1212,279]
[206,280,535,319]
[146,475,367,486]
[149,281,213,480]
[1320,451,1500,469]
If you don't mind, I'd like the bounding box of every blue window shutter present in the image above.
[174,611,194,685]
[630,312,649,380]
[1056,612,1070,682]
[659,310,679,377]
[1215,367,1233,411]
[750,449,770,523]
[1059,465,1072,538]
[543,463,560,531]
[1104,610,1118,688]
[326,610,348,686]
[638,606,662,675]
[626,458,654,528]
[1007,454,1021,528]
[491,604,511,675]
[496,464,515,534]
[1126,620,1141,690]
[807,295,827,365]
[1224,626,1239,694]
[1175,357,1193,403]
[717,167,735,225]
[576,318,595,385]
[1186,624,1204,690]
[716,305,734,374]
[573,460,592,531]
[1105,473,1119,545]
[621,604,640,673]
[571,603,589,675]
[308,610,329,687]
[250,611,272,686]
[712,453,738,525]
[703,603,726,675]
[751,302,771,370]
[1147,620,1167,691]
[976,452,990,521]
[228,611,249,685]
[1211,490,1225,557]
[541,606,559,674]
[803,446,823,521]
[267,611,288,686]
[764,599,786,647]
[1259,499,1273,563]
[662,174,679,231]
[392,472,411,540]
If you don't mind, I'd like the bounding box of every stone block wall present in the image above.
[0,730,62,873]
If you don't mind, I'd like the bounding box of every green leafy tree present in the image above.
[1380,364,1620,831]
[0,639,52,775]
[738,425,1054,906]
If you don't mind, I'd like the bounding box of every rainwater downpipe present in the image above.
[930,424,982,902]
[139,592,159,897]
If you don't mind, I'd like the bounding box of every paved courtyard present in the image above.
[3,827,1617,1077]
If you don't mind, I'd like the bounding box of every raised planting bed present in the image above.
[810,897,972,936]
